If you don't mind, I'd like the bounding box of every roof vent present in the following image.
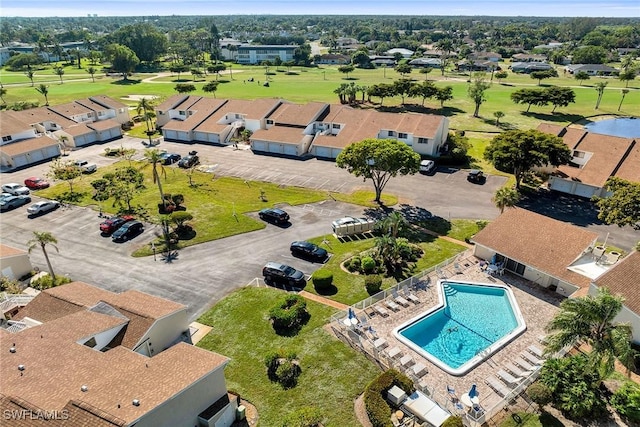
[81,385,88,392]
[9,347,16,353]
[18,365,25,371]
[132,399,140,407]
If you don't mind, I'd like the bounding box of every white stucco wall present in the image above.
[132,309,189,357]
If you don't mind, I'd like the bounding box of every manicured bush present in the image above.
[269,294,309,333]
[347,256,361,272]
[441,416,463,427]
[527,381,552,410]
[30,274,72,290]
[265,350,301,389]
[611,382,640,422]
[365,274,383,295]
[281,406,324,427]
[364,369,415,427]
[361,256,376,273]
[311,269,333,291]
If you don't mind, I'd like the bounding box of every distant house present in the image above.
[534,42,564,50]
[590,251,640,343]
[565,64,619,76]
[509,62,554,73]
[408,58,442,68]
[511,53,547,63]
[456,60,500,72]
[315,53,351,65]
[469,51,501,62]
[386,48,414,58]
[236,44,298,65]
[537,123,639,199]
[369,55,396,66]
[472,208,605,297]
[1,281,238,427]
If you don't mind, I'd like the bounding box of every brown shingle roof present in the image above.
[595,251,640,314]
[48,102,93,117]
[471,208,598,288]
[63,123,93,137]
[0,111,33,137]
[267,102,329,126]
[162,97,226,132]
[87,119,121,132]
[89,95,128,110]
[614,141,640,183]
[0,136,60,156]
[10,107,75,128]
[155,95,201,112]
[0,244,27,258]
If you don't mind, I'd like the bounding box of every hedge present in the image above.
[269,294,309,332]
[365,274,383,295]
[363,369,415,427]
[311,269,333,291]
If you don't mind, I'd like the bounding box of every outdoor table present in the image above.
[487,264,499,275]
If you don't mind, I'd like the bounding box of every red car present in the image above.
[100,215,135,235]
[24,177,50,190]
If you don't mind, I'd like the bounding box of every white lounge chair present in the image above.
[401,285,421,304]
[528,345,545,358]
[521,350,545,366]
[513,357,537,372]
[373,305,390,317]
[385,300,401,312]
[412,362,428,377]
[386,346,402,359]
[373,337,388,349]
[504,361,532,378]
[497,369,523,385]
[391,289,410,307]
[485,375,510,397]
[400,354,414,367]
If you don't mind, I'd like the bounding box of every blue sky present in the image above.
[1,0,638,18]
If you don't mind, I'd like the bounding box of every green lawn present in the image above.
[197,286,379,427]
[416,218,487,242]
[498,411,564,427]
[304,233,467,305]
[2,61,638,133]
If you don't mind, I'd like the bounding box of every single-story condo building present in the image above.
[565,64,619,76]
[509,62,554,73]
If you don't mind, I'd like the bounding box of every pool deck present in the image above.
[333,252,564,421]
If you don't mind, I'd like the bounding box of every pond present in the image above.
[584,117,640,138]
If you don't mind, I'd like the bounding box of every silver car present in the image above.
[2,183,30,195]
[27,200,60,215]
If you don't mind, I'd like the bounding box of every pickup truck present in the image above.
[75,160,97,173]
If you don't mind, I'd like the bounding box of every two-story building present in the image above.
[236,44,298,65]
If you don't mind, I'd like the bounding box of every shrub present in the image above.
[347,256,361,272]
[265,350,301,389]
[611,382,640,422]
[311,269,333,291]
[281,406,324,427]
[365,275,383,295]
[30,274,72,290]
[269,294,309,333]
[527,381,552,409]
[364,369,415,427]
[442,416,464,427]
[361,256,376,273]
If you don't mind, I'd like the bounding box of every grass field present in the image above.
[197,286,379,427]
[2,60,638,133]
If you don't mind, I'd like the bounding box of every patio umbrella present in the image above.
[348,307,355,319]
[490,254,497,264]
[468,383,478,399]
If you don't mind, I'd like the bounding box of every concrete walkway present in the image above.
[298,290,349,310]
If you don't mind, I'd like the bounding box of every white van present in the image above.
[420,160,436,174]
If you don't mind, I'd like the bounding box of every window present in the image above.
[266,119,274,125]
[388,131,395,137]
[84,337,97,348]
[418,137,429,144]
[179,111,186,116]
[2,136,12,142]
[398,132,407,139]
[573,151,585,158]
[332,123,340,129]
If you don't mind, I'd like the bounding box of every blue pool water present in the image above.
[395,281,525,375]
[584,117,640,138]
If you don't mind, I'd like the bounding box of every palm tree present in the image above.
[545,287,636,379]
[27,231,59,282]
[594,82,608,109]
[136,97,156,143]
[143,148,167,208]
[379,211,407,238]
[618,89,629,112]
[35,84,50,106]
[492,187,520,213]
[86,66,97,82]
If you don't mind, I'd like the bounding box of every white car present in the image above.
[75,160,97,173]
[27,200,60,215]
[2,183,30,195]
[420,160,436,174]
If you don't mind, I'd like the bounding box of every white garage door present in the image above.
[164,130,178,140]
[12,154,29,167]
[313,146,331,158]
[574,183,598,199]
[550,177,573,194]
[283,144,297,156]
[45,145,60,158]
[268,143,282,154]
[252,141,266,152]
[28,150,45,163]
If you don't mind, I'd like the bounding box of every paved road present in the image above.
[3,136,637,320]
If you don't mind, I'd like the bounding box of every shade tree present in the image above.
[593,177,640,230]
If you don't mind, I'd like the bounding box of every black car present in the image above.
[258,208,290,224]
[262,262,306,287]
[290,241,328,261]
[178,152,199,168]
[111,221,144,242]
[160,152,181,165]
[467,169,486,184]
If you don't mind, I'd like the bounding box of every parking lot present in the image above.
[4,136,636,319]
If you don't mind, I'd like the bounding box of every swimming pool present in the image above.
[394,280,526,376]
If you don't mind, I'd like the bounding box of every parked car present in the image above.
[27,200,60,215]
[160,152,181,165]
[75,160,97,173]
[262,262,306,287]
[24,177,50,190]
[290,241,328,261]
[2,183,30,196]
[419,160,436,174]
[258,208,290,224]
[100,215,135,235]
[0,195,31,211]
[467,169,486,184]
[178,152,199,168]
[111,221,144,242]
